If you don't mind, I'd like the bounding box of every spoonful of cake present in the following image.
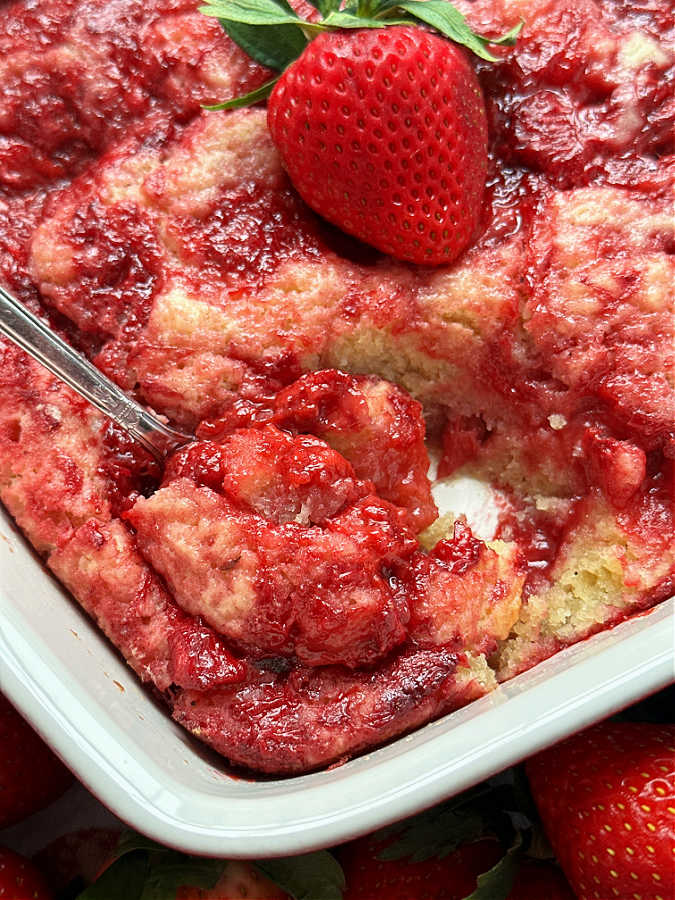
[0,284,193,461]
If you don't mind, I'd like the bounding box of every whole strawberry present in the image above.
[267,27,487,265]
[0,692,73,828]
[335,775,577,900]
[526,721,675,900]
[338,836,500,900]
[202,0,521,266]
[339,837,575,899]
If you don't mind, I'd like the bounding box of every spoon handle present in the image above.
[0,285,192,460]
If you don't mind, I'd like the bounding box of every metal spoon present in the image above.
[0,284,193,461]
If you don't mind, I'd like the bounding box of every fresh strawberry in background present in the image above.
[201,0,521,265]
[34,829,123,899]
[0,846,54,899]
[0,692,73,829]
[71,832,343,900]
[509,859,577,900]
[338,836,575,899]
[335,776,576,900]
[5,693,672,900]
[338,836,501,900]
[62,775,575,899]
[527,721,675,900]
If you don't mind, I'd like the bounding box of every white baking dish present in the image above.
[0,485,672,858]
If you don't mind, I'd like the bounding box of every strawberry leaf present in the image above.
[255,851,345,900]
[376,783,516,863]
[138,853,225,900]
[200,0,303,26]
[525,824,556,862]
[202,0,309,70]
[377,808,486,863]
[304,0,341,16]
[76,832,343,900]
[460,833,523,900]
[221,21,307,69]
[392,0,502,60]
[199,0,523,93]
[75,851,148,900]
[486,20,524,46]
[77,833,225,900]
[203,76,279,109]
[321,10,409,28]
[110,832,163,859]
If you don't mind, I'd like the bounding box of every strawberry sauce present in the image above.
[166,182,327,289]
[98,422,162,517]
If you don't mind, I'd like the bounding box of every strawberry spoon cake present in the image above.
[0,0,672,773]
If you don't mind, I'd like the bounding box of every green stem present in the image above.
[374,5,405,18]
[357,0,378,17]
